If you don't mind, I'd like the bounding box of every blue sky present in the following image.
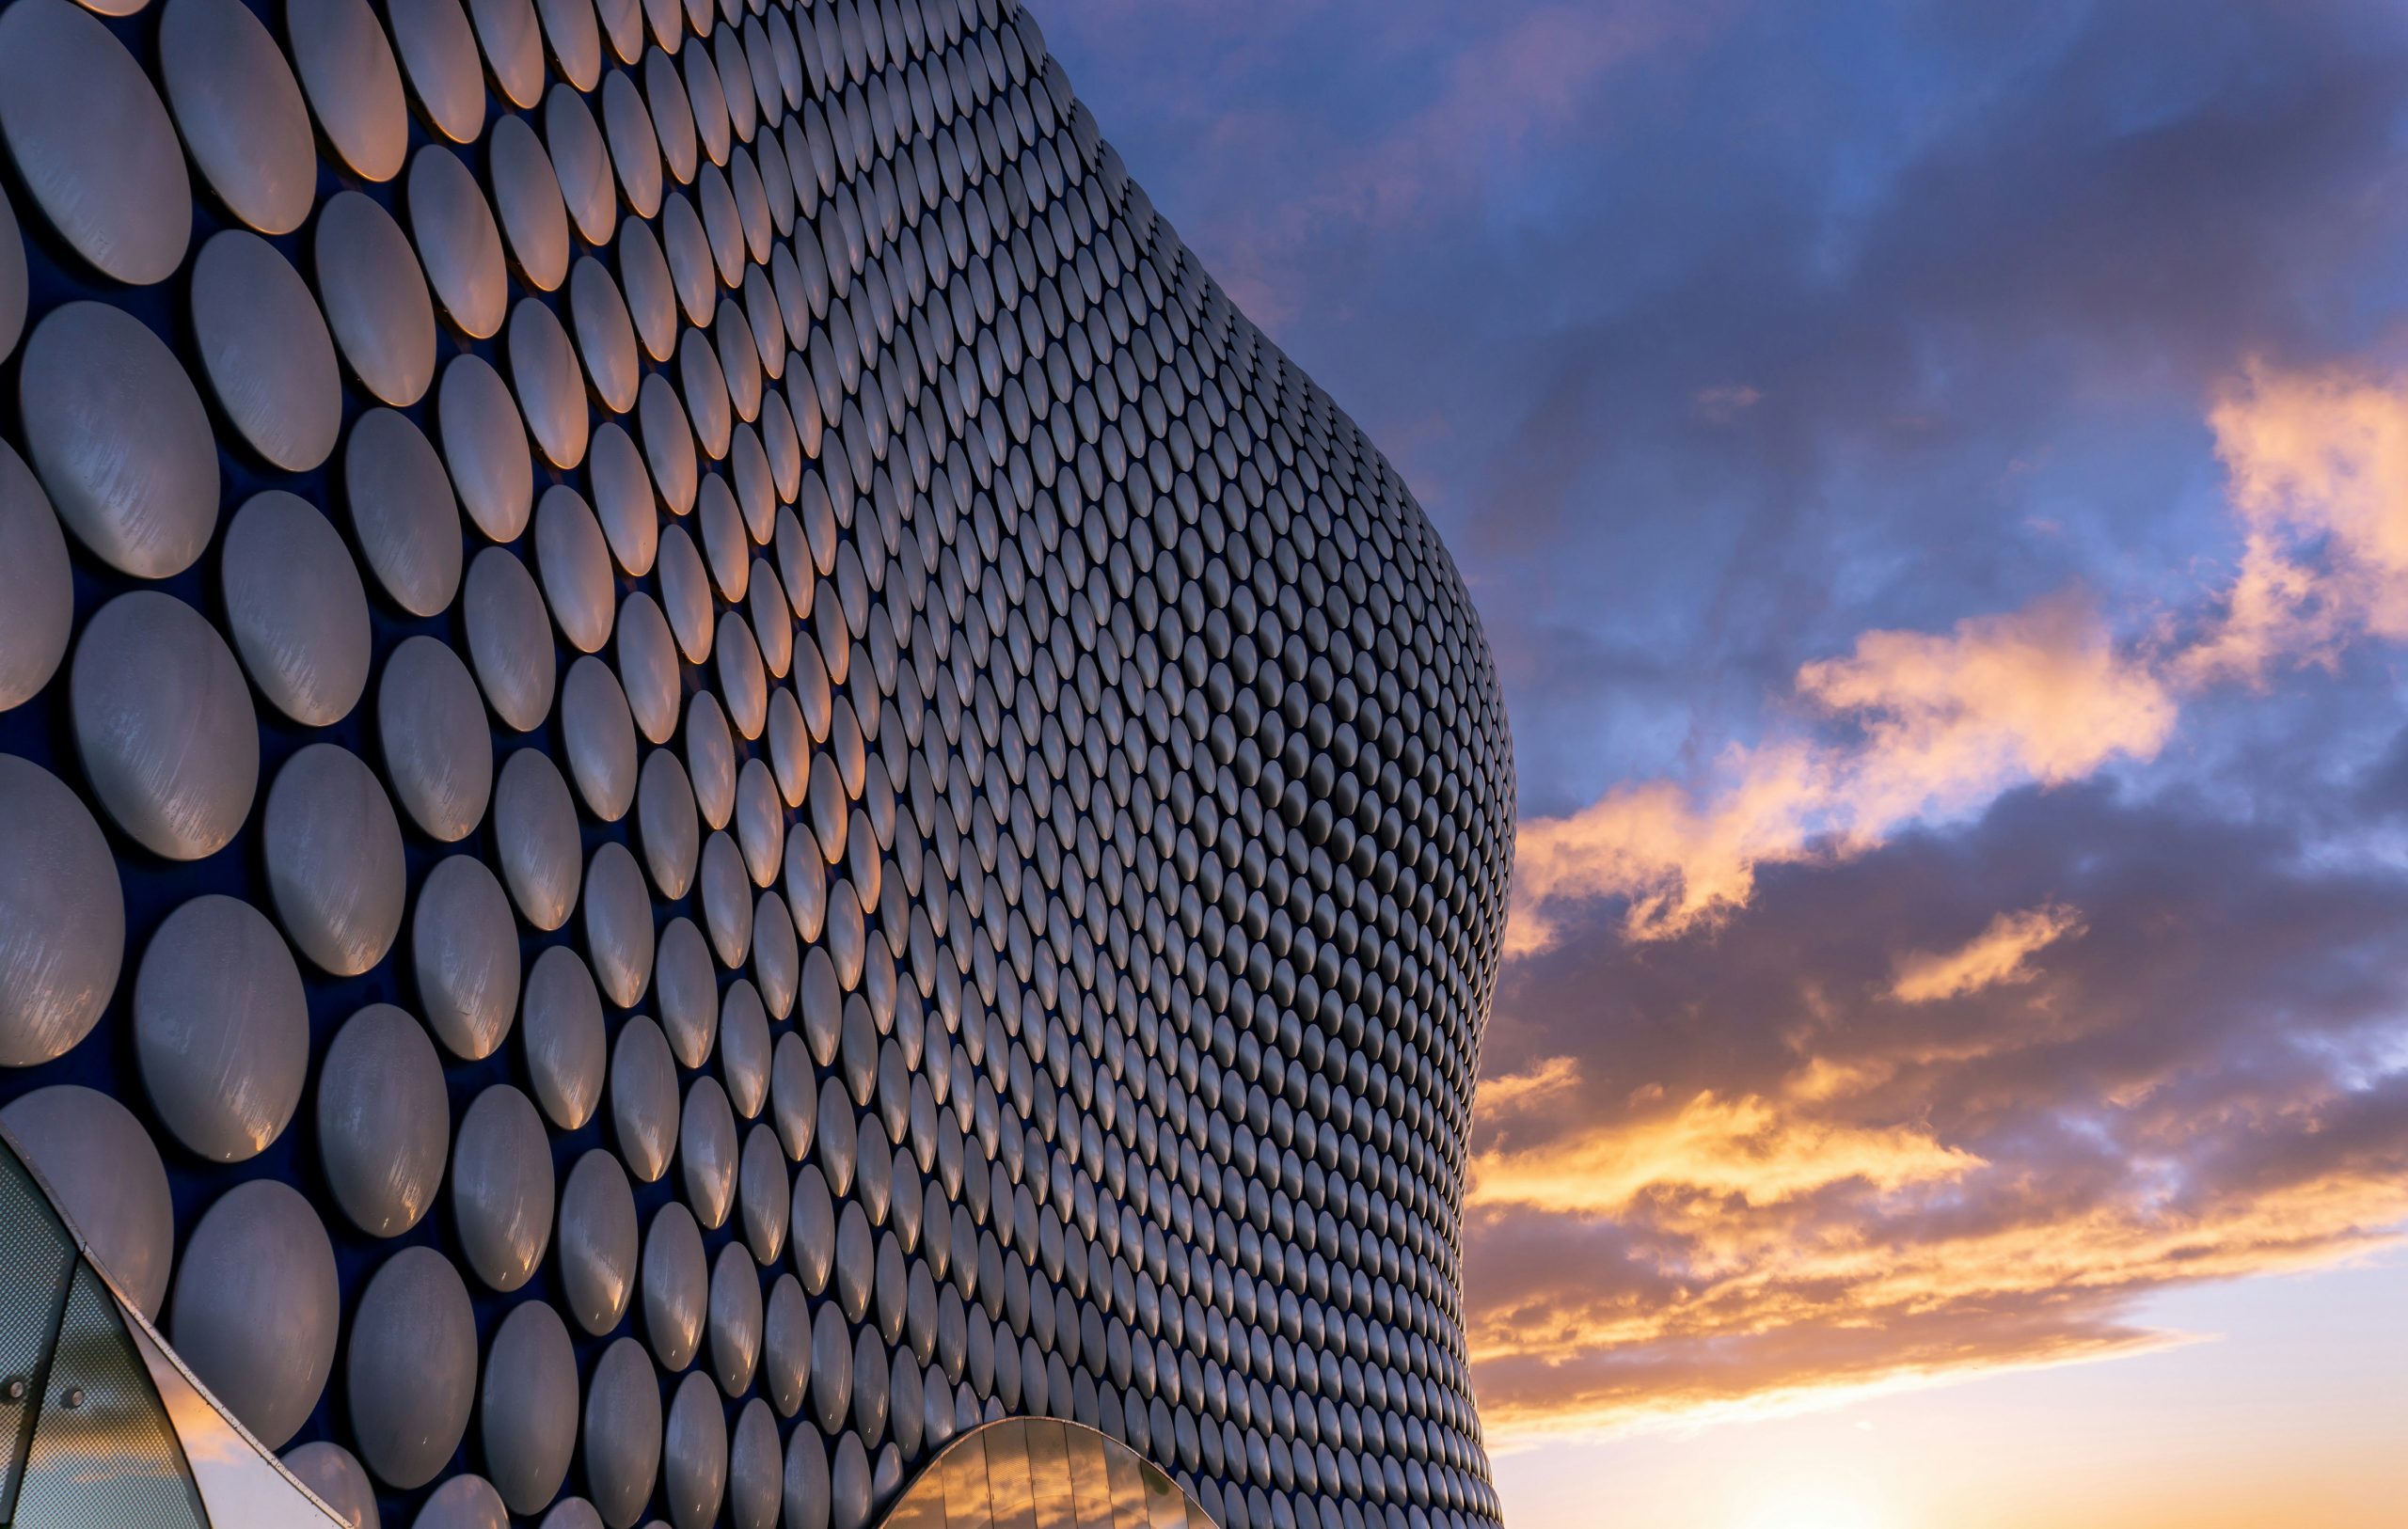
[1040,2,2408,1521]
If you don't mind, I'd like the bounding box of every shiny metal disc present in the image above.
[481,1299,578,1515]
[807,1300,849,1433]
[221,491,372,727]
[657,523,713,662]
[685,692,737,829]
[415,1474,508,1529]
[189,230,341,469]
[345,408,465,614]
[617,592,682,744]
[493,113,572,291]
[316,191,437,406]
[602,72,665,223]
[468,0,547,108]
[71,592,256,861]
[571,256,642,411]
[377,634,493,841]
[466,546,558,732]
[167,1179,339,1450]
[770,1031,816,1162]
[761,1273,808,1419]
[159,0,316,236]
[643,1200,716,1374]
[752,891,798,1019]
[561,654,640,820]
[720,979,770,1118]
[263,742,407,976]
[538,0,602,90]
[610,1013,677,1179]
[716,614,770,739]
[388,0,489,146]
[279,1442,377,1529]
[410,144,509,338]
[583,1336,663,1526]
[511,297,590,467]
[440,354,537,540]
[581,839,654,1007]
[549,89,618,245]
[641,372,703,516]
[789,1161,833,1295]
[735,759,784,887]
[681,1074,739,1230]
[781,1427,829,1529]
[286,0,409,181]
[700,832,752,968]
[654,915,715,1067]
[0,0,191,286]
[738,1121,787,1265]
[0,1085,172,1317]
[589,423,658,575]
[413,852,522,1060]
[134,893,307,1161]
[665,1368,729,1527]
[18,304,217,579]
[452,1082,555,1290]
[0,756,121,1067]
[496,748,582,930]
[347,1245,478,1489]
[316,1002,449,1237]
[729,1398,782,1529]
[536,485,616,654]
[523,943,607,1130]
[638,748,702,898]
[558,1146,639,1334]
[0,184,24,364]
[616,211,676,356]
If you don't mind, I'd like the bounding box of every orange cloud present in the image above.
[1473,1075,1980,1218]
[2183,359,2408,682]
[1464,1096,2408,1439]
[1889,902,2086,1003]
[1510,600,2173,949]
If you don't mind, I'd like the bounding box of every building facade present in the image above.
[0,1,1515,1527]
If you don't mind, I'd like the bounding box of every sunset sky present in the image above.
[1043,2,2408,1524]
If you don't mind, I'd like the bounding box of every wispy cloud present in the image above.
[2182,360,2408,683]
[1510,599,2172,949]
[1890,902,2085,1003]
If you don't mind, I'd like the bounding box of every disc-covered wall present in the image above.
[0,1,1516,1527]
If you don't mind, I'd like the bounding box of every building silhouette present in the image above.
[0,1,1515,1525]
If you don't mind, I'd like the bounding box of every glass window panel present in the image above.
[985,1423,1039,1529]
[1063,1425,1115,1527]
[1139,1459,1186,1529]
[14,1266,205,1529]
[884,1480,950,1529]
[1026,1420,1078,1529]
[1104,1437,1150,1529]
[941,1426,995,1529]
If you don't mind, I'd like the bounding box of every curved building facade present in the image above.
[0,2,1515,1527]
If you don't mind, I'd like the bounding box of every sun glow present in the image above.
[1731,1486,1906,1529]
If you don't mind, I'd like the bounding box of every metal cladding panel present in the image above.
[0,1,1516,1527]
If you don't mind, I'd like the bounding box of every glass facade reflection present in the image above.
[0,1,1515,1527]
[880,1418,1213,1529]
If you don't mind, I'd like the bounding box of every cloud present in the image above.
[1509,599,2174,949]
[1473,1079,1980,1217]
[1890,902,2085,1003]
[1467,787,2408,1439]
[1510,356,2408,954]
[2182,360,2408,682]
